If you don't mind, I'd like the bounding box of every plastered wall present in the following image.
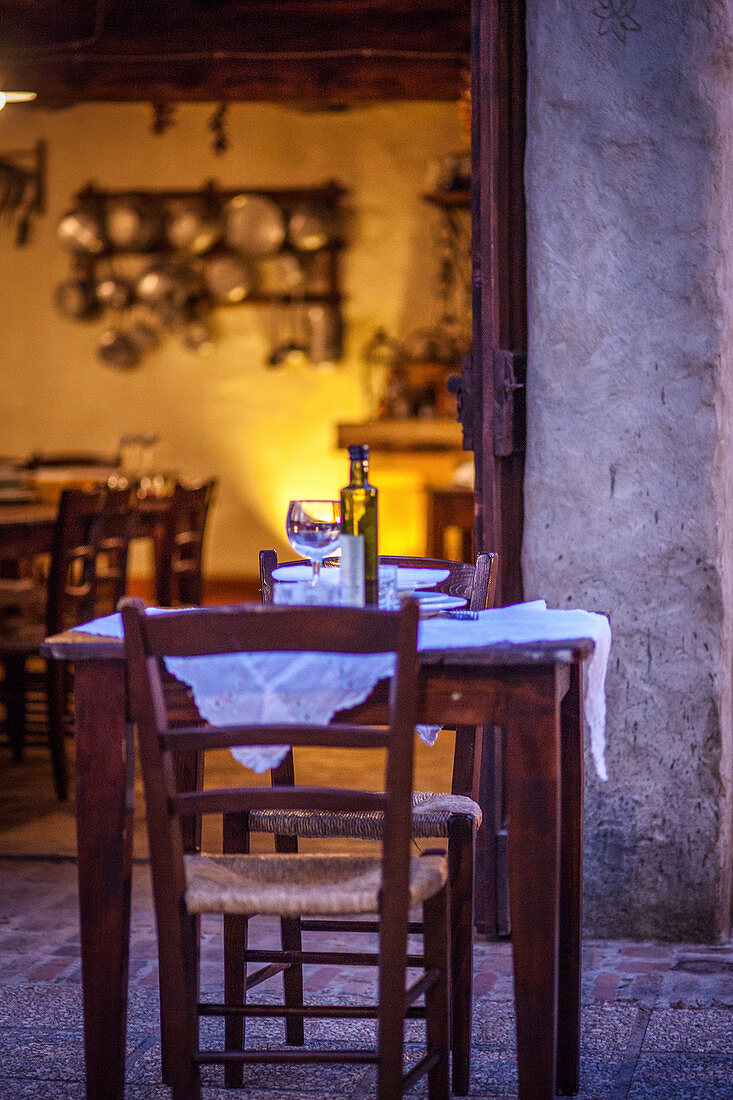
[524,0,733,938]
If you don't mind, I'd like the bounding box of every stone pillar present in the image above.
[523,0,733,938]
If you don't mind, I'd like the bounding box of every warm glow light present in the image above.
[0,91,36,111]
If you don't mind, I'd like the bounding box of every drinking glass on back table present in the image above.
[286,500,341,585]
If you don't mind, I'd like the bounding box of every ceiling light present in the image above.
[0,91,36,110]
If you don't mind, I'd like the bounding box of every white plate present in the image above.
[272,563,339,585]
[395,567,450,592]
[414,593,467,613]
[272,564,449,592]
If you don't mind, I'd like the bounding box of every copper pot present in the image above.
[166,197,222,255]
[55,279,103,321]
[57,208,107,256]
[106,197,161,251]
[97,328,142,370]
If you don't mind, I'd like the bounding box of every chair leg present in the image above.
[223,811,250,1085]
[168,911,202,1100]
[171,1062,202,1100]
[276,833,305,1046]
[448,814,475,1095]
[423,883,451,1100]
[376,901,408,1100]
[45,659,68,800]
[4,655,27,762]
[280,915,305,1045]
[224,915,248,1087]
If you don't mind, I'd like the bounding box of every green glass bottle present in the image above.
[340,444,379,606]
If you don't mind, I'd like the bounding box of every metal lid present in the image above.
[348,444,369,461]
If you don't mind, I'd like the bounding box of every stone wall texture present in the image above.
[524,0,733,938]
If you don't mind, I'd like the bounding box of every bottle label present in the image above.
[339,533,365,606]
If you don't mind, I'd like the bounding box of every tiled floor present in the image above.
[2,857,733,1099]
[3,745,733,1097]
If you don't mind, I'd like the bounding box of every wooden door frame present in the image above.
[471,0,527,606]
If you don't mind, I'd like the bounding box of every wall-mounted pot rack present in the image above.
[55,179,346,370]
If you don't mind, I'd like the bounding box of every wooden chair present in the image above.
[0,487,107,799]
[154,480,216,607]
[94,486,136,617]
[258,549,497,1095]
[121,597,450,1100]
[425,486,475,563]
[260,550,497,608]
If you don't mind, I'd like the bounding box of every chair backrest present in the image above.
[46,488,107,634]
[154,479,216,607]
[259,549,498,611]
[120,597,421,958]
[94,487,136,617]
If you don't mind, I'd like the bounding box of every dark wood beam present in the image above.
[0,0,470,104]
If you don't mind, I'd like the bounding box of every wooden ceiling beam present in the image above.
[3,59,466,106]
[0,0,469,104]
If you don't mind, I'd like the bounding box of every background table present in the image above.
[41,624,593,1100]
[0,502,56,564]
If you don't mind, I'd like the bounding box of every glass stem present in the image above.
[311,559,320,585]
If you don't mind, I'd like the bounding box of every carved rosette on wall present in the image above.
[591,0,641,43]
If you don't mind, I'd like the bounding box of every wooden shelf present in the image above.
[336,418,463,453]
[77,181,346,205]
[422,189,470,210]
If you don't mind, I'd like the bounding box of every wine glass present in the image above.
[286,500,341,585]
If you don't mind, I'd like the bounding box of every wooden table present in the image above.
[41,626,593,1100]
[0,502,57,562]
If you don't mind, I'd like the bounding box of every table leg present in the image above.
[74,659,132,1100]
[504,665,562,1099]
[453,724,496,934]
[557,661,584,1095]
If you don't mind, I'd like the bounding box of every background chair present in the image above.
[94,486,136,617]
[257,549,496,1094]
[121,597,450,1100]
[0,487,135,798]
[259,550,497,609]
[154,479,216,607]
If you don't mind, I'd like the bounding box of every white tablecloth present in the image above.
[74,601,611,779]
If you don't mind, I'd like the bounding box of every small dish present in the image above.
[414,592,468,616]
[396,567,450,593]
[272,563,450,594]
[272,563,339,586]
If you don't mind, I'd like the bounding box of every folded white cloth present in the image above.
[74,600,611,779]
[419,601,611,780]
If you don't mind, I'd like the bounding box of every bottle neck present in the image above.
[349,458,368,486]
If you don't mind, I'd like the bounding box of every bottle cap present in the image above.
[348,444,369,461]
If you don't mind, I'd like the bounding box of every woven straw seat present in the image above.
[249,791,482,841]
[185,852,448,917]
